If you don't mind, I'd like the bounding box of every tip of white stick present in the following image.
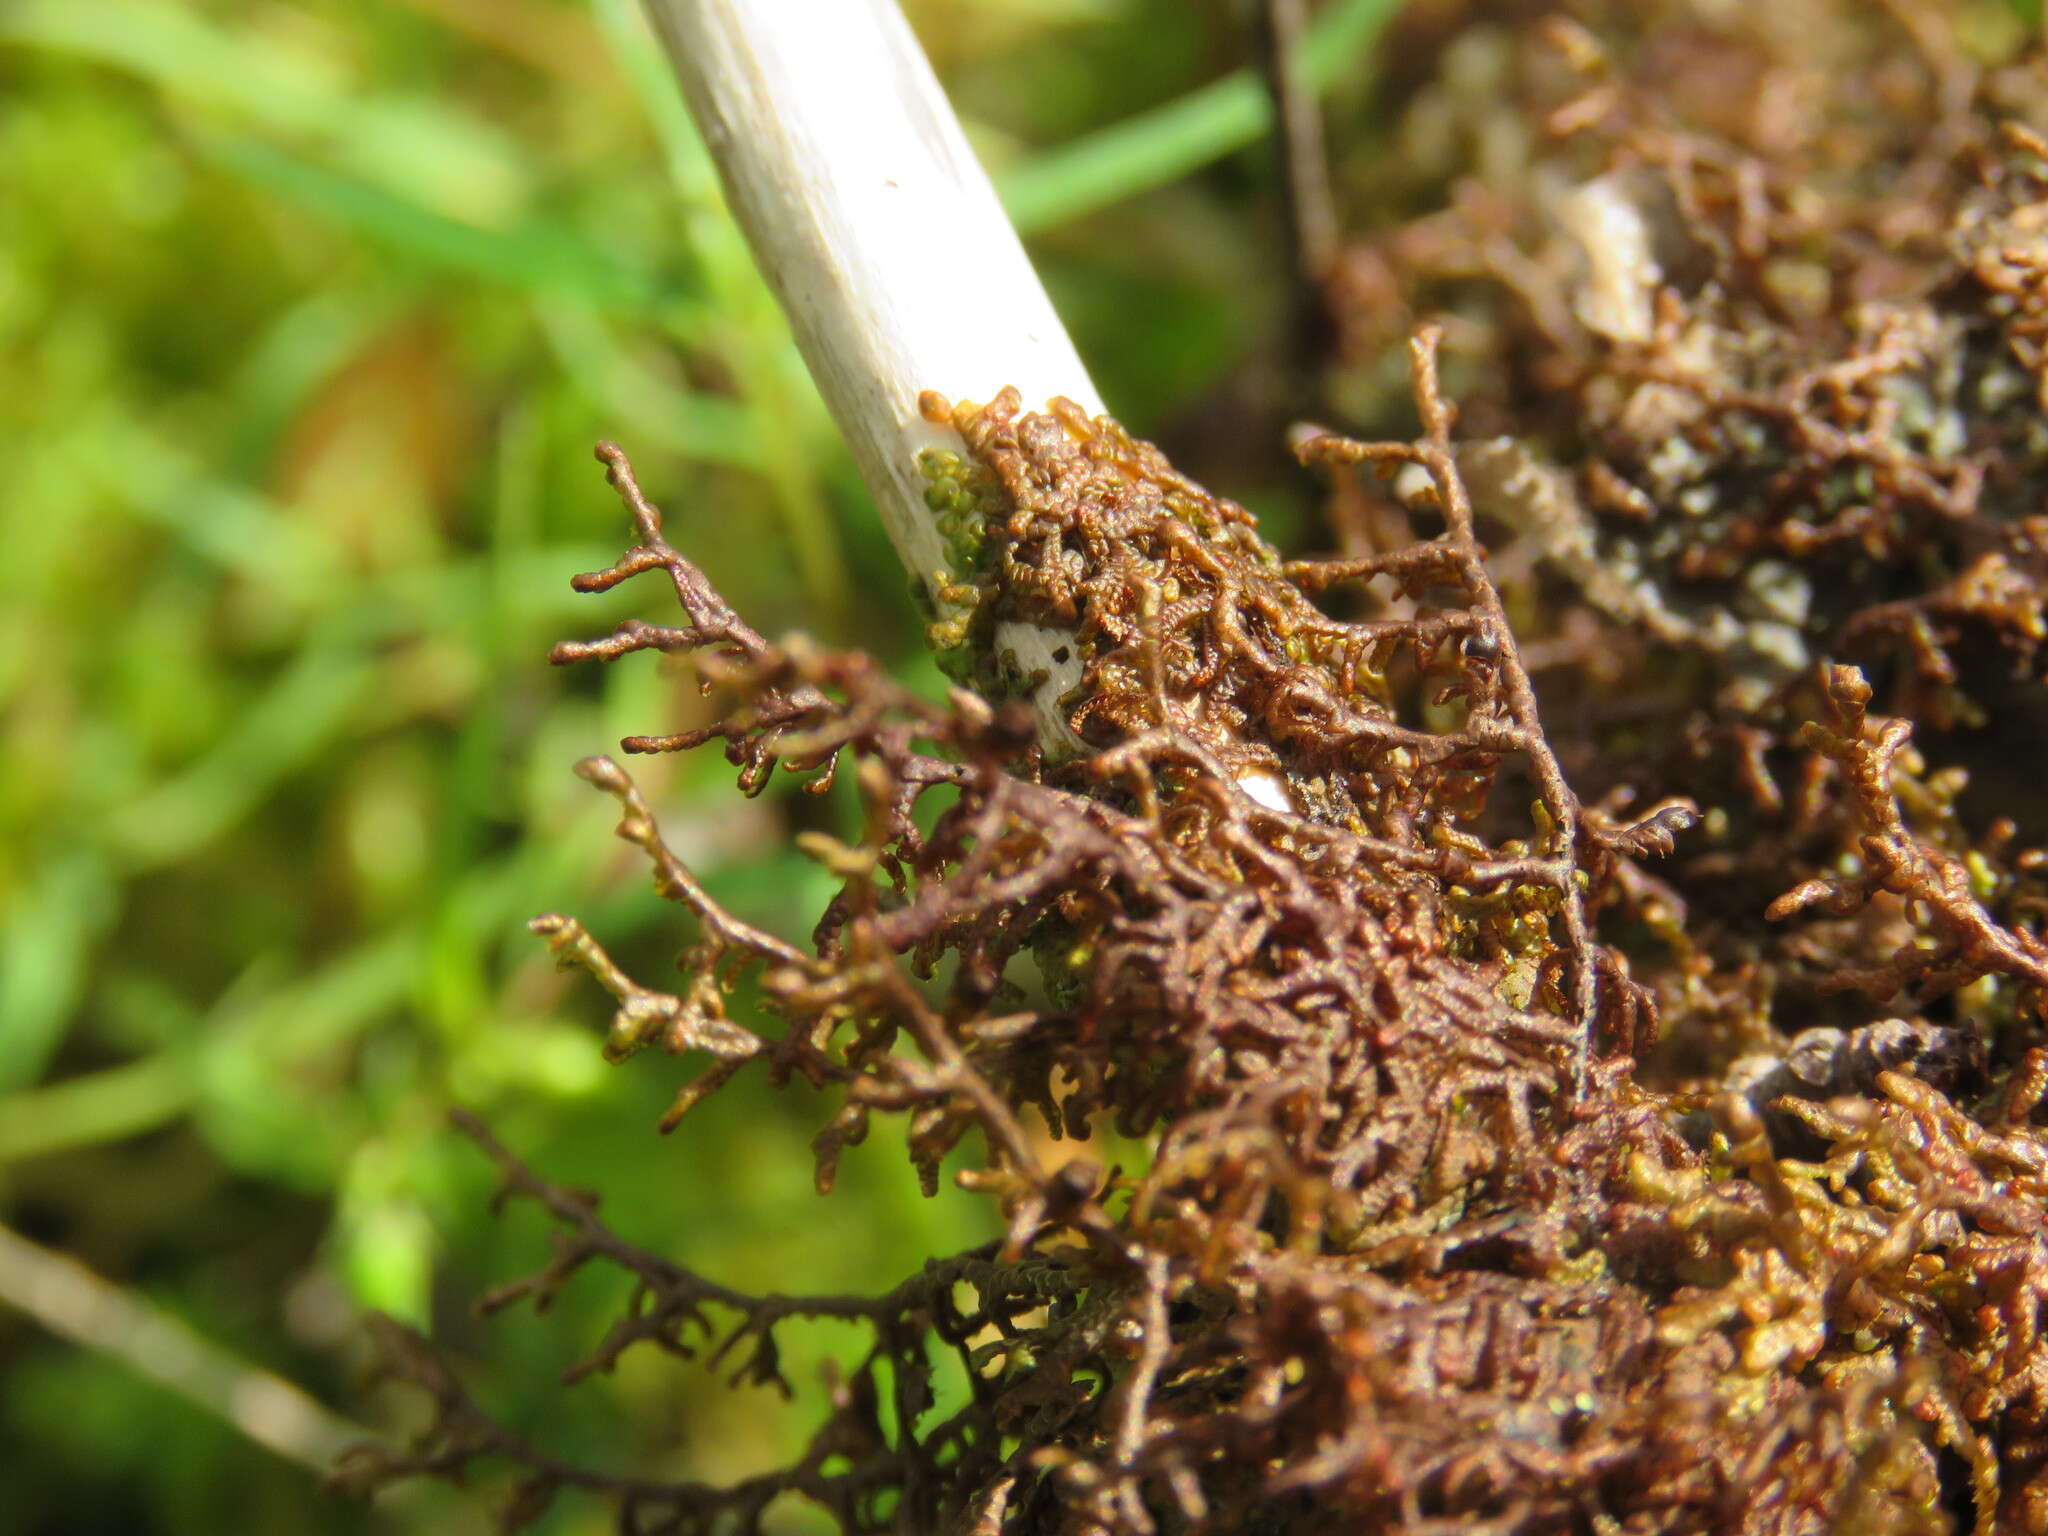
[1238,771,1294,813]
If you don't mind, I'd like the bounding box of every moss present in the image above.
[348,6,2048,1533]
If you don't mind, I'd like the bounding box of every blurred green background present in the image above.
[0,0,1399,1530]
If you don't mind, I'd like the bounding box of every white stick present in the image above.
[641,0,1097,748]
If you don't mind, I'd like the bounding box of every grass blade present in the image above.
[998,0,1399,233]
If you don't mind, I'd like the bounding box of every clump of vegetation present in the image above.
[338,3,2048,1532]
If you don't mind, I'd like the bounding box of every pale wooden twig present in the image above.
[640,0,1099,750]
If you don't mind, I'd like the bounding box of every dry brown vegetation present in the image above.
[337,4,2048,1531]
